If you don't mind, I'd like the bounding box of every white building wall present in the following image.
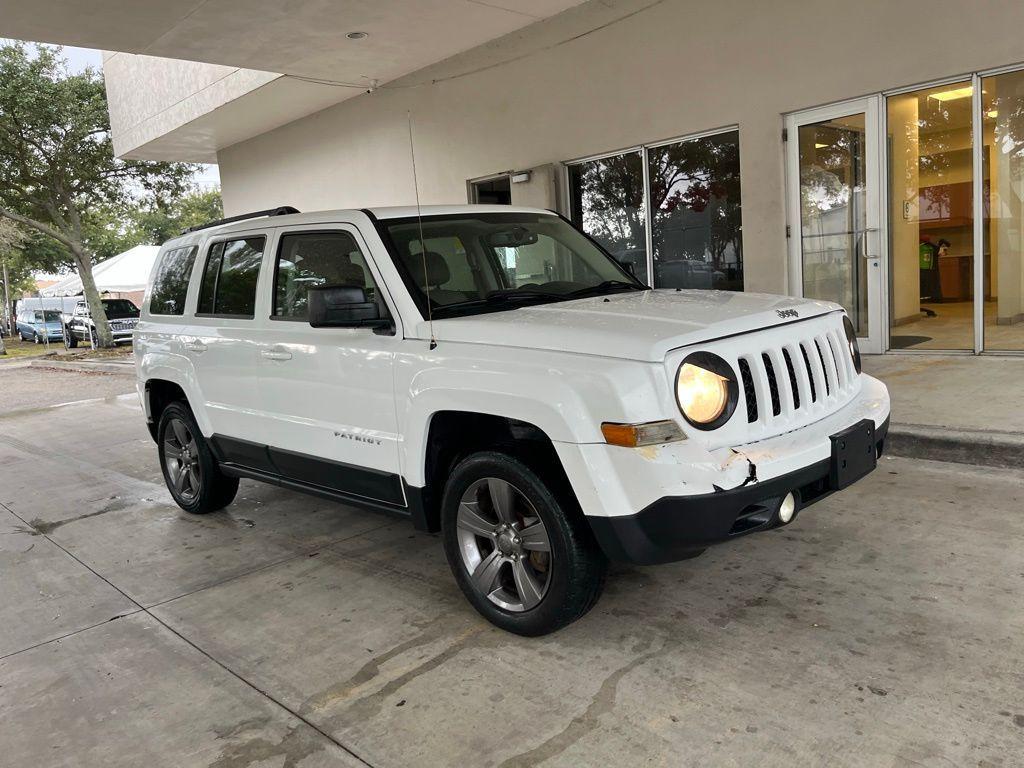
[217,0,1024,294]
[104,52,279,162]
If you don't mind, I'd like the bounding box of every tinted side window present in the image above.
[197,237,265,317]
[274,232,378,319]
[150,246,198,315]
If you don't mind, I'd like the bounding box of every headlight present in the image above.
[675,352,738,430]
[842,315,862,374]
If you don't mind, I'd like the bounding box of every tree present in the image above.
[0,219,27,354]
[0,43,197,347]
[132,189,223,245]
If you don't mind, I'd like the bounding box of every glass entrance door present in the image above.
[786,98,884,353]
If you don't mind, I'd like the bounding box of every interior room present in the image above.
[888,77,1024,351]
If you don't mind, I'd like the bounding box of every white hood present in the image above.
[419,289,841,362]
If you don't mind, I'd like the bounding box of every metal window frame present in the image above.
[466,171,514,204]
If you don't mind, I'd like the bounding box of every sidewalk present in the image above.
[863,354,1023,468]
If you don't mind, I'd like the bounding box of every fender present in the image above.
[394,344,674,486]
[136,344,210,435]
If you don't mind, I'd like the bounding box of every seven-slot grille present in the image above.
[670,311,861,448]
[736,321,857,432]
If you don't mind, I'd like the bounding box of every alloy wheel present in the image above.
[163,417,201,501]
[456,477,552,612]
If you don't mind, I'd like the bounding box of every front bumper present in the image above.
[589,418,888,564]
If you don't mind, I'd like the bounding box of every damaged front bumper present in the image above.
[554,374,891,565]
[588,417,889,564]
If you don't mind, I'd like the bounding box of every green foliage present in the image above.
[0,43,197,243]
[132,189,223,245]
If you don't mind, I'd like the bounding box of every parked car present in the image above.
[62,298,140,348]
[15,308,64,344]
[135,205,890,636]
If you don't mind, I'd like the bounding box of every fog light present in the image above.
[778,492,797,524]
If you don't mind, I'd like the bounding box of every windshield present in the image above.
[379,213,645,318]
[33,310,62,322]
[102,299,140,319]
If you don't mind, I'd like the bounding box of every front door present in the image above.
[786,98,885,353]
[255,223,406,507]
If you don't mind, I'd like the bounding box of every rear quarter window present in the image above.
[150,246,198,315]
[197,237,266,317]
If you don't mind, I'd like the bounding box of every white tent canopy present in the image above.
[40,244,160,297]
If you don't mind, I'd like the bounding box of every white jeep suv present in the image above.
[135,205,890,636]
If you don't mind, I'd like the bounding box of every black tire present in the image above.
[33,331,41,344]
[64,325,77,349]
[89,326,98,348]
[157,401,239,514]
[441,451,607,636]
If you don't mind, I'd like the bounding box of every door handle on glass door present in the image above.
[183,340,207,353]
[261,347,292,361]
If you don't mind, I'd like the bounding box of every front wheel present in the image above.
[33,331,41,344]
[64,326,78,348]
[157,402,239,514]
[441,451,607,636]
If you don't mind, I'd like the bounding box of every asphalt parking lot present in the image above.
[1,371,1023,767]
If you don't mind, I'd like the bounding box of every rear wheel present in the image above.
[89,326,98,348]
[441,451,607,636]
[158,402,239,514]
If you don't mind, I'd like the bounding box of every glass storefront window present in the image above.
[982,72,1024,351]
[568,131,744,290]
[648,131,743,290]
[887,82,975,350]
[568,152,648,283]
[796,114,870,334]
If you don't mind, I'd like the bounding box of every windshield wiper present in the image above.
[566,280,646,298]
[428,290,564,318]
[484,288,564,304]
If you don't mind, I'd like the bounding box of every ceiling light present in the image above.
[929,86,973,102]
[346,31,368,40]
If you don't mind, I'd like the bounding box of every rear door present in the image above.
[184,229,269,449]
[254,223,406,506]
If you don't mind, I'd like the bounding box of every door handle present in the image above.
[183,340,207,353]
[261,347,292,361]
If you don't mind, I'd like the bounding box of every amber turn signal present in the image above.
[601,420,686,448]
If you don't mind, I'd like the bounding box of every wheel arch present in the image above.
[409,409,583,534]
[143,372,207,442]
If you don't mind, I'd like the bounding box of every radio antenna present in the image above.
[407,111,437,350]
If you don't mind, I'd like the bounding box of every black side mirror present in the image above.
[308,284,389,329]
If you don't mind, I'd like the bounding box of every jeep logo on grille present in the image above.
[776,309,799,319]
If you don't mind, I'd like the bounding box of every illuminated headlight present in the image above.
[675,352,738,430]
[842,315,862,374]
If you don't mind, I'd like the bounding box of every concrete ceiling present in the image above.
[0,0,586,84]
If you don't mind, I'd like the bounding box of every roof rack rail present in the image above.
[183,206,300,234]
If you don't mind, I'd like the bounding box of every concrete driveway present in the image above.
[1,375,1023,767]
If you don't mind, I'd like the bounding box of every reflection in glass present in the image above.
[887,82,974,350]
[798,114,869,334]
[648,131,743,291]
[568,152,648,283]
[982,72,1024,351]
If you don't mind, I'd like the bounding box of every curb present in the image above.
[28,358,135,375]
[886,422,1022,470]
